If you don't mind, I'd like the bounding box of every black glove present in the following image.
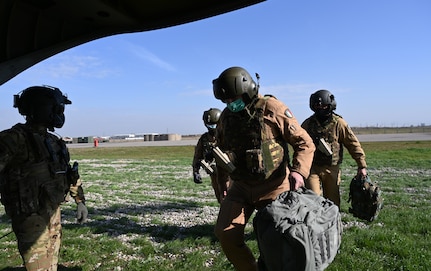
[193,172,202,184]
[76,202,88,224]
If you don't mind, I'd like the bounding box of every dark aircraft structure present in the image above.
[0,0,264,85]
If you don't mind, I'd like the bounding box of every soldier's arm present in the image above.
[288,124,315,178]
[270,100,315,178]
[339,119,367,169]
[192,136,205,171]
[69,178,85,203]
[70,177,88,224]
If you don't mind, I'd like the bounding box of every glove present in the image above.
[193,172,202,184]
[76,202,88,224]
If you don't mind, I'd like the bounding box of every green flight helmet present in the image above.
[203,108,221,130]
[14,85,71,130]
[309,89,337,112]
[212,66,259,103]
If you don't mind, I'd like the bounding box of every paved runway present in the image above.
[67,133,431,149]
[356,133,431,142]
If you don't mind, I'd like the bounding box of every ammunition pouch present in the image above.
[227,139,287,182]
[246,149,265,175]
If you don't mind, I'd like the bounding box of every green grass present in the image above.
[1,141,431,270]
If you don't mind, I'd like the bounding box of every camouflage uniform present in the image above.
[214,95,315,271]
[192,131,230,203]
[301,113,367,207]
[0,123,85,271]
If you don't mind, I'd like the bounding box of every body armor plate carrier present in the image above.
[221,96,288,181]
[0,124,74,216]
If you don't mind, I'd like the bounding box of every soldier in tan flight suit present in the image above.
[192,108,231,203]
[211,66,315,271]
[301,89,367,208]
[0,86,88,271]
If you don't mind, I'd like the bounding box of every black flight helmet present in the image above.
[309,89,337,118]
[14,85,71,131]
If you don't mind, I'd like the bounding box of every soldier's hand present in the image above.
[289,171,305,191]
[357,167,367,179]
[76,202,88,224]
[193,172,202,184]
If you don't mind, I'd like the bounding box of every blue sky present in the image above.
[1,0,430,137]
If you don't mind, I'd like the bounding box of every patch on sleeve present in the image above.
[285,109,293,118]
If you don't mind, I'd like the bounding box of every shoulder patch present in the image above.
[264,94,276,99]
[285,109,293,118]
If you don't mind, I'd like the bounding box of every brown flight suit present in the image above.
[214,95,315,271]
[301,113,367,207]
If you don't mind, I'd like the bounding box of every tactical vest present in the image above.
[0,124,71,216]
[220,96,287,181]
[307,114,342,166]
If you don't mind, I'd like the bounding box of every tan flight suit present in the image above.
[214,95,315,271]
[301,113,367,207]
[192,131,230,203]
[0,123,85,271]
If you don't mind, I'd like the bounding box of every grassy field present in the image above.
[1,141,431,270]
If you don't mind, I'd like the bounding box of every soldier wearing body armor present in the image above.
[192,108,231,203]
[0,85,88,271]
[211,66,315,271]
[301,89,367,207]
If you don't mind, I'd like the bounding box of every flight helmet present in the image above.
[212,66,259,103]
[14,85,71,130]
[203,108,221,130]
[309,89,337,117]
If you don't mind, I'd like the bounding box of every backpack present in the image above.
[253,187,342,271]
[348,175,383,222]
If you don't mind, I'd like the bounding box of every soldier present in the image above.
[0,85,88,271]
[211,66,315,271]
[192,108,231,203]
[301,89,367,207]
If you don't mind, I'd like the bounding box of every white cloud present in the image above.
[126,43,176,72]
[29,54,117,79]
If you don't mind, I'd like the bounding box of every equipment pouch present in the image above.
[246,149,265,175]
[40,174,68,209]
[261,139,285,179]
[18,161,67,214]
